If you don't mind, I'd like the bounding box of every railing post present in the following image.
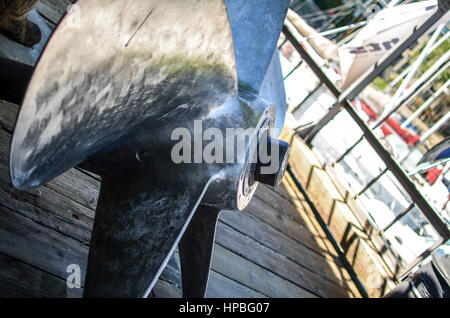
[332,136,364,166]
[380,203,415,234]
[284,61,303,80]
[354,168,388,200]
[291,83,322,114]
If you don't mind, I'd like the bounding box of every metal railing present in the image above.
[281,1,450,281]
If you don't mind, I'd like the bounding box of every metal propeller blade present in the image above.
[8,0,291,298]
[225,0,290,137]
[179,204,221,298]
[225,0,290,94]
[84,145,218,297]
[10,0,237,190]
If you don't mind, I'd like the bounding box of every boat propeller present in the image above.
[4,0,291,297]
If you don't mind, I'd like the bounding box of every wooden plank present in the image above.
[270,183,298,205]
[286,131,397,297]
[0,161,94,244]
[220,209,352,289]
[207,270,268,298]
[0,186,92,245]
[245,195,339,259]
[251,185,355,292]
[215,219,352,298]
[0,105,96,245]
[254,184,307,226]
[35,0,73,27]
[279,173,356,262]
[152,266,268,299]
[0,100,18,132]
[155,253,268,298]
[0,252,82,298]
[159,255,182,287]
[0,205,89,285]
[162,238,321,298]
[281,174,362,297]
[43,168,100,212]
[0,101,101,212]
[211,244,318,298]
[255,178,351,266]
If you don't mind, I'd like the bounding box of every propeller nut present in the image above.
[252,134,290,187]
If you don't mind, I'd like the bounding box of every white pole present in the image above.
[398,62,449,110]
[298,20,368,42]
[372,61,450,129]
[421,112,450,142]
[389,31,450,88]
[401,79,450,128]
[401,53,450,101]
[385,24,445,112]
[381,51,450,119]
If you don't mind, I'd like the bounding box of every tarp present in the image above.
[339,0,438,90]
[286,9,339,62]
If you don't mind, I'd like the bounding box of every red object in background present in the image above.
[357,100,377,119]
[426,167,443,185]
[354,99,392,136]
[332,66,340,75]
[385,117,420,146]
[280,42,293,59]
[380,124,391,136]
[353,99,420,146]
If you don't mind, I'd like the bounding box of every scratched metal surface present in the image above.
[85,151,217,297]
[10,0,237,190]
[179,204,221,298]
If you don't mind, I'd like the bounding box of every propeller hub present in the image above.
[252,135,290,187]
